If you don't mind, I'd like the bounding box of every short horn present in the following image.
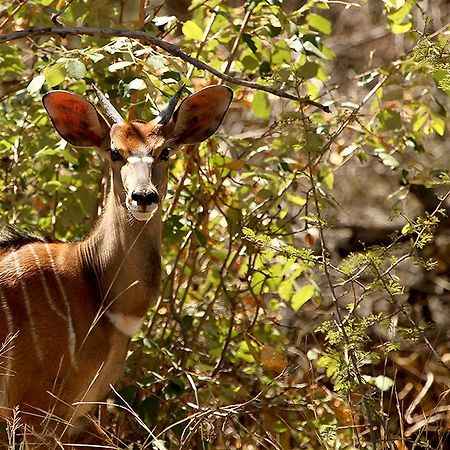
[157,84,186,125]
[92,84,124,125]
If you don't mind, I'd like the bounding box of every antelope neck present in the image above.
[79,183,162,319]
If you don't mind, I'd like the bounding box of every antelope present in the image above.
[0,83,232,446]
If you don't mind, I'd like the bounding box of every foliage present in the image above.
[2,0,450,448]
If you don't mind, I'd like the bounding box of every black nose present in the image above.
[131,190,159,207]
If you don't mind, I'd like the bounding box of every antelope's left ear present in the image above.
[171,85,233,145]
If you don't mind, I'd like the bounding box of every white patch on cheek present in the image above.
[106,311,144,337]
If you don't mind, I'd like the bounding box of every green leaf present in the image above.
[252,91,271,119]
[291,285,314,311]
[392,22,412,34]
[297,62,319,79]
[60,149,78,165]
[387,3,410,23]
[307,13,332,35]
[193,229,207,247]
[377,151,399,169]
[317,165,334,189]
[251,271,266,295]
[243,33,257,53]
[303,41,328,60]
[241,54,259,70]
[286,193,306,206]
[378,109,401,130]
[182,20,203,40]
[278,279,294,301]
[149,55,167,72]
[140,395,160,426]
[236,341,255,363]
[431,113,445,136]
[66,59,86,79]
[44,64,66,88]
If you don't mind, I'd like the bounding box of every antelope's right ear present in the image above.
[43,91,110,148]
[170,85,233,145]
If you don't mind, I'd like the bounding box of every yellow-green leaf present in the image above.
[431,113,445,136]
[307,13,332,35]
[392,22,412,34]
[44,64,66,88]
[291,285,315,311]
[252,91,271,119]
[286,193,307,206]
[182,20,203,40]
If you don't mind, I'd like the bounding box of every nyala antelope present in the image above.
[0,83,232,446]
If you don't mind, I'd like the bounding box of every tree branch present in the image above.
[0,26,331,113]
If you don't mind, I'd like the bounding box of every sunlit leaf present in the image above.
[307,13,332,35]
[44,64,66,88]
[182,20,203,40]
[291,284,314,311]
[27,74,45,94]
[108,61,134,72]
[252,91,271,119]
[127,78,147,91]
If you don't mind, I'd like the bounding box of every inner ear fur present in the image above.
[171,85,233,145]
[43,90,110,148]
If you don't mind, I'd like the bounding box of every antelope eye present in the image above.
[109,147,123,162]
[160,147,172,161]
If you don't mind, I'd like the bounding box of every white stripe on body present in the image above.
[44,244,76,364]
[29,246,66,321]
[12,253,44,361]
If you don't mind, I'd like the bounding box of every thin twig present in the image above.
[1,26,331,112]
[222,6,253,76]
[186,8,218,79]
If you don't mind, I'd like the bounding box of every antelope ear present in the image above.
[43,91,110,148]
[171,85,233,145]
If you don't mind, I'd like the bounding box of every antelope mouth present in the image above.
[127,202,158,221]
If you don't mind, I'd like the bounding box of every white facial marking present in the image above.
[127,156,154,164]
[127,156,141,164]
[106,311,144,337]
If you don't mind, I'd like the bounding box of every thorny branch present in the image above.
[0,26,331,113]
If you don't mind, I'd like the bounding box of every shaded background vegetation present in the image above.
[2,0,450,448]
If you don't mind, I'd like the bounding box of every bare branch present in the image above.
[0,26,331,113]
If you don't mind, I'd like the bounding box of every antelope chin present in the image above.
[128,204,158,221]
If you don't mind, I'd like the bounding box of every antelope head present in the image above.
[42,85,233,221]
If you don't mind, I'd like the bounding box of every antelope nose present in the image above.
[131,190,159,207]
